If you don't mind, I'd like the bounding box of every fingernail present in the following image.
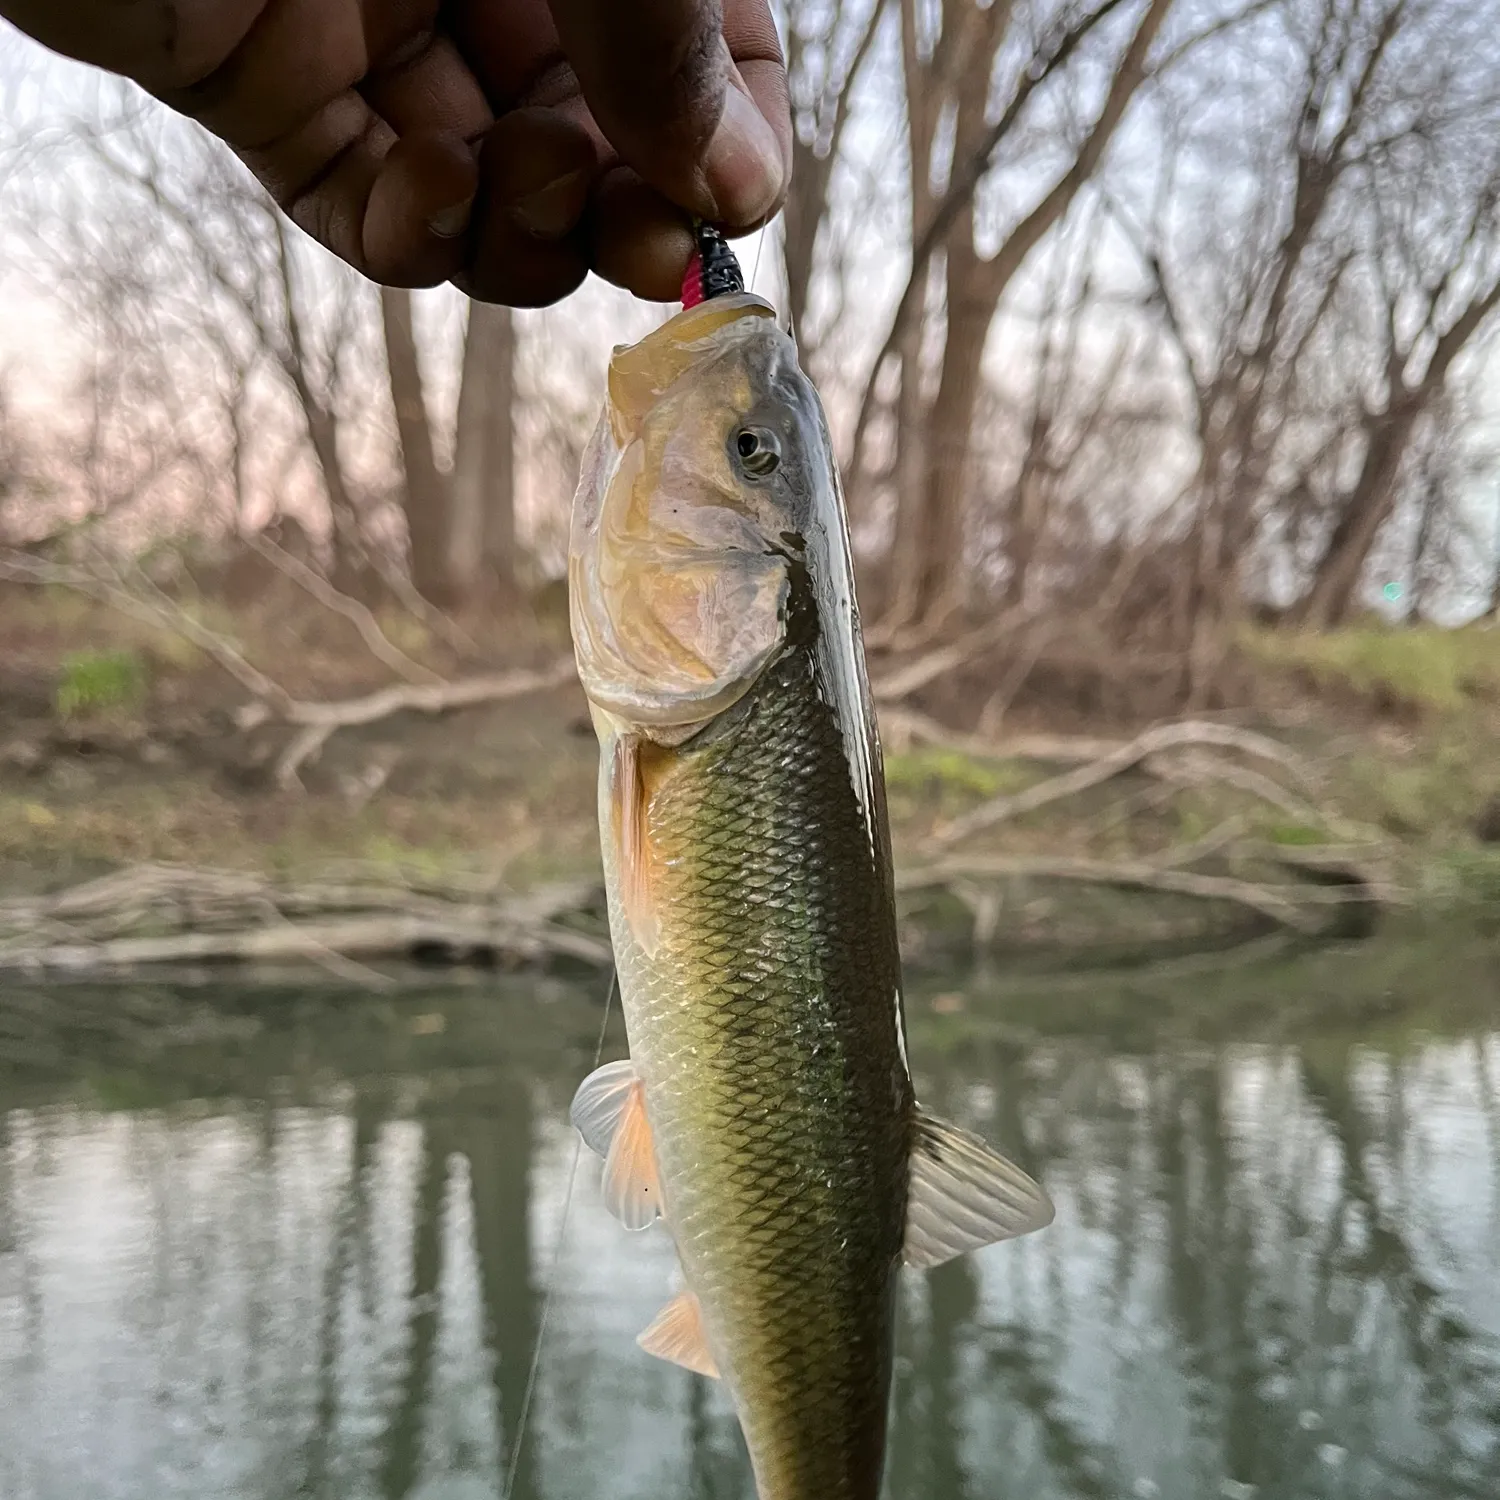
[509,169,589,239]
[703,84,785,226]
[427,193,475,239]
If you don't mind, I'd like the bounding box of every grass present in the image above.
[55,648,148,719]
[882,748,1040,827]
[1240,623,1500,848]
[5,588,1500,934]
[1241,622,1500,713]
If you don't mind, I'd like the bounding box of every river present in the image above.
[1,927,1497,1499]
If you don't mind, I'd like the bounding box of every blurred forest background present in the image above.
[2,0,1499,963]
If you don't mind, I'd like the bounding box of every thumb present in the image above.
[545,0,789,230]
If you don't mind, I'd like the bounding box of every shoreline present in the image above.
[4,600,1497,983]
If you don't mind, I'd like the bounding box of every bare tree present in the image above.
[382,287,452,606]
[450,300,519,609]
[779,0,889,346]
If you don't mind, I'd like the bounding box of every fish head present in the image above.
[569,293,834,741]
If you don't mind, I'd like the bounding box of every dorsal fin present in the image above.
[903,1109,1053,1269]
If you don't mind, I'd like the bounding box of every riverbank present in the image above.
[2,586,1497,975]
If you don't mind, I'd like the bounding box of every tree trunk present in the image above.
[302,403,371,600]
[1006,430,1051,607]
[381,287,452,606]
[886,0,1008,630]
[1298,404,1421,630]
[450,300,518,611]
[883,318,931,621]
[893,240,990,626]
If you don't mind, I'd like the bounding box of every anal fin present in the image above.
[638,1290,719,1379]
[903,1108,1054,1269]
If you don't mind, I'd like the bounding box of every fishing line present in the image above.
[777,219,795,344]
[501,963,618,1500]
[749,219,767,300]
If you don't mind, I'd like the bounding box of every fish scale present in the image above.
[614,614,909,1500]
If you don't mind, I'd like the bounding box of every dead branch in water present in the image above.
[898,852,1383,934]
[0,863,610,979]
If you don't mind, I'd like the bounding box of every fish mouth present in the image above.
[603,293,779,448]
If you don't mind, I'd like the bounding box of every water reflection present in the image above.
[1,956,1498,1500]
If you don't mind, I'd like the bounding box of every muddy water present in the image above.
[1,929,1497,1499]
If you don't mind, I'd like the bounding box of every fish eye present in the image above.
[734,427,781,478]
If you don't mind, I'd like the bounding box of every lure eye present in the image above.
[735,427,781,478]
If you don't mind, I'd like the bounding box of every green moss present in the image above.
[1265,823,1326,845]
[55,648,147,719]
[1176,805,1207,842]
[356,834,460,878]
[1433,847,1500,906]
[1339,735,1490,841]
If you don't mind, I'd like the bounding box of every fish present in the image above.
[566,287,1054,1500]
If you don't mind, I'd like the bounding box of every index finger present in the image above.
[544,0,789,230]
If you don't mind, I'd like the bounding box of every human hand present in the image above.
[1,0,790,304]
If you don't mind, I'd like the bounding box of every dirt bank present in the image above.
[2,588,1496,973]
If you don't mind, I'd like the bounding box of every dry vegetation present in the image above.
[2,0,1499,972]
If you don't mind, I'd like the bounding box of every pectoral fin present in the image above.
[569,1059,663,1231]
[638,1290,720,1379]
[569,1059,637,1158]
[903,1108,1054,1269]
[611,734,660,955]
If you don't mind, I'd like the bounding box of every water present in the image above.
[1,929,1499,1500]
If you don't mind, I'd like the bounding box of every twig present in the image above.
[877,705,1123,763]
[1151,816,1248,869]
[275,724,337,786]
[0,548,292,712]
[235,659,575,733]
[237,660,578,787]
[367,551,483,658]
[242,531,443,685]
[1145,748,1327,826]
[929,719,1321,848]
[871,608,1033,701]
